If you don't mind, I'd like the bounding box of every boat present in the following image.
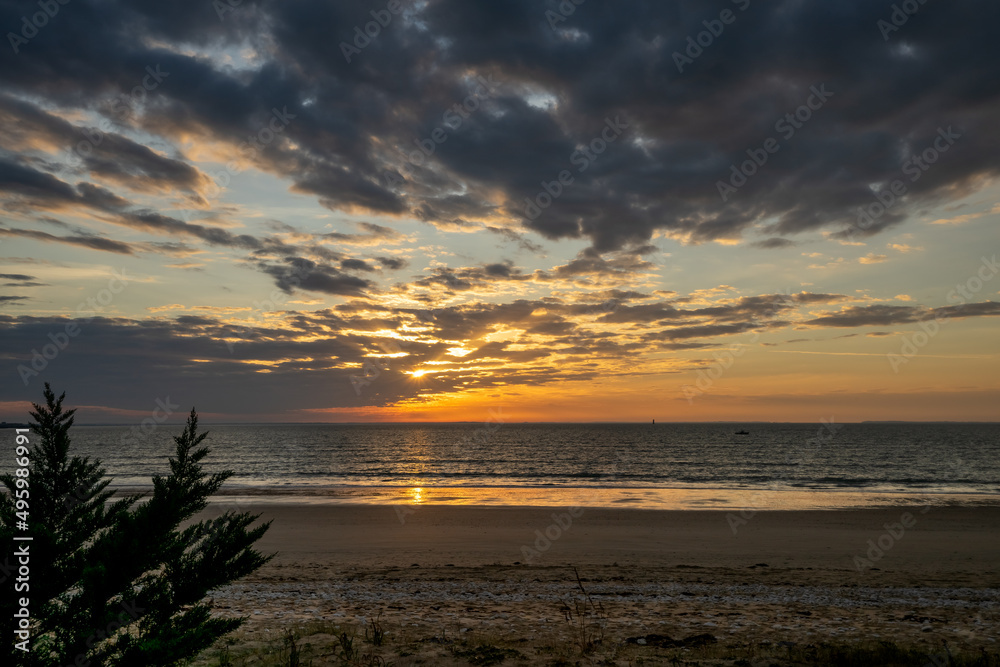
[734,430,749,435]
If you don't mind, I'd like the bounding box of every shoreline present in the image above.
[137,484,1000,511]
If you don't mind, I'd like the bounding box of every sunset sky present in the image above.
[1,0,998,423]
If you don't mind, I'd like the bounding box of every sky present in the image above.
[0,0,998,424]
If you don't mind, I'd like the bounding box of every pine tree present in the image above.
[0,384,272,665]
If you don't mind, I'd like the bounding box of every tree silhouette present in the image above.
[0,384,272,666]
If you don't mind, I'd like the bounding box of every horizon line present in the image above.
[30,419,1000,426]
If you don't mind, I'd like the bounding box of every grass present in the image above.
[366,612,386,647]
[559,566,608,655]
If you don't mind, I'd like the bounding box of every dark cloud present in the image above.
[0,273,46,287]
[804,302,1000,328]
[0,95,208,198]
[0,157,77,203]
[257,257,373,296]
[751,238,796,250]
[321,222,405,245]
[340,258,376,272]
[409,261,532,293]
[935,301,1000,320]
[546,251,655,279]
[3,1,995,251]
[791,292,853,304]
[0,310,587,411]
[375,256,407,270]
[485,225,546,253]
[0,226,137,254]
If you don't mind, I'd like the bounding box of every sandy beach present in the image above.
[192,503,1000,665]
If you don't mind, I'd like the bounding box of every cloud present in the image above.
[375,256,408,270]
[0,273,47,287]
[485,225,546,253]
[0,226,137,254]
[859,253,889,264]
[0,95,210,199]
[930,203,1000,225]
[790,292,853,304]
[257,257,374,296]
[2,0,998,253]
[408,260,532,293]
[804,302,1000,327]
[751,237,796,249]
[319,222,409,247]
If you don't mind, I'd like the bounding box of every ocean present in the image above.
[57,422,1000,509]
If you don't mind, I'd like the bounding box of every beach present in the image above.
[192,503,1000,665]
